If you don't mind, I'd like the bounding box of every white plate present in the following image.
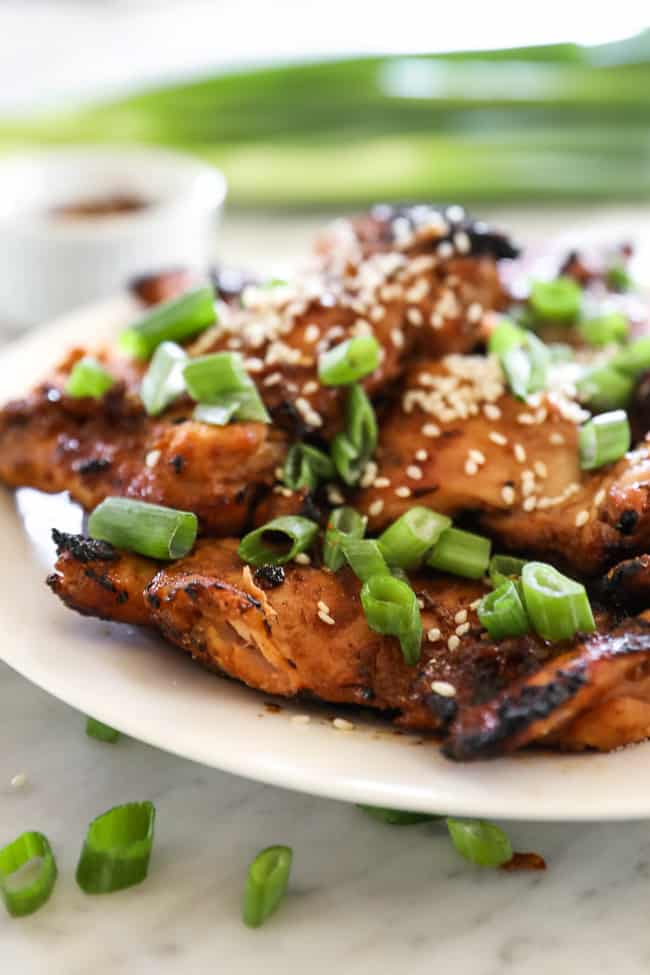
[3,297,650,823]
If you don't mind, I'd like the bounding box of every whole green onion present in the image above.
[193,388,270,425]
[521,561,596,642]
[86,717,120,744]
[88,498,198,560]
[579,410,631,470]
[578,311,629,347]
[488,554,527,588]
[358,805,441,825]
[242,846,293,929]
[76,802,155,895]
[378,507,451,570]
[0,832,58,917]
[478,580,530,640]
[611,337,650,376]
[427,528,491,580]
[183,351,250,402]
[447,818,513,868]
[238,516,318,567]
[139,341,187,416]
[529,277,582,323]
[283,443,335,491]
[577,365,634,411]
[65,357,115,399]
[119,286,216,359]
[323,507,366,572]
[343,537,390,581]
[360,573,422,665]
[318,336,381,387]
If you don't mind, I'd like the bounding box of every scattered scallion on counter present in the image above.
[521,562,595,642]
[238,516,318,567]
[528,277,582,323]
[119,286,216,359]
[358,806,441,825]
[323,507,366,572]
[318,335,381,387]
[579,410,631,470]
[283,443,335,492]
[427,528,491,580]
[447,818,513,868]
[478,580,530,640]
[242,845,293,929]
[76,802,156,895]
[0,832,58,917]
[65,357,115,399]
[86,717,120,744]
[88,498,198,560]
[139,341,188,416]
[378,507,451,571]
[360,573,422,666]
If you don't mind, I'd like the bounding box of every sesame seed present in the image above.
[333,717,355,731]
[594,488,606,506]
[427,627,442,642]
[454,610,468,624]
[431,680,456,697]
[370,305,386,322]
[575,510,590,527]
[318,611,336,626]
[417,597,425,610]
[317,600,330,614]
[10,772,27,789]
[550,432,565,445]
[469,449,485,465]
[391,327,405,348]
[327,485,344,505]
[145,449,161,468]
[374,476,391,488]
[369,499,384,517]
[430,311,444,330]
[422,423,441,438]
[291,714,311,725]
[484,404,502,421]
[406,464,423,480]
[469,598,482,610]
[406,307,424,327]
[304,324,320,343]
[352,319,372,337]
[413,449,428,463]
[514,443,527,463]
[295,553,311,565]
[489,432,508,446]
[534,461,548,479]
[501,485,516,505]
[437,241,454,259]
[455,622,471,636]
[274,485,293,498]
[454,231,471,254]
[245,357,264,373]
[263,371,283,386]
[523,496,537,512]
[464,460,479,476]
[447,635,461,652]
[467,302,483,323]
[295,397,323,428]
[395,486,412,498]
[360,460,379,488]
[517,413,536,425]
[446,204,465,222]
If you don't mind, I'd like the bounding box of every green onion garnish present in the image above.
[447,818,513,868]
[283,444,335,491]
[119,286,216,359]
[0,832,58,917]
[358,805,441,825]
[318,336,381,387]
[488,554,527,588]
[343,537,390,582]
[529,277,582,323]
[193,388,270,425]
[65,357,115,399]
[323,507,366,572]
[183,351,250,402]
[578,311,629,347]
[76,802,155,895]
[606,264,632,292]
[139,341,187,416]
[378,507,451,571]
[427,528,491,580]
[478,580,530,640]
[576,365,634,411]
[86,717,120,743]
[345,384,378,456]
[331,433,364,486]
[360,573,422,666]
[521,561,596,642]
[88,498,198,560]
[242,846,292,929]
[611,336,650,377]
[579,410,630,470]
[238,516,318,567]
[487,318,525,358]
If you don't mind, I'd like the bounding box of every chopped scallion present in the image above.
[611,337,650,377]
[283,444,335,491]
[318,336,380,386]
[183,351,251,402]
[65,357,115,399]
[139,341,187,416]
[427,528,491,580]
[529,277,582,323]
[119,286,216,359]
[578,311,629,347]
[378,507,451,570]
[238,516,318,567]
[360,573,422,666]
[521,561,596,642]
[76,802,155,894]
[242,845,292,928]
[0,832,58,917]
[323,507,366,572]
[86,717,120,743]
[579,410,631,470]
[447,818,513,868]
[576,365,634,411]
[88,498,198,560]
[358,805,441,825]
[343,537,390,582]
[488,554,527,588]
[478,580,530,640]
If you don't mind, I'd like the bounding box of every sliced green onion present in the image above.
[0,832,57,917]
[86,717,120,743]
[283,444,335,491]
[548,342,575,363]
[238,516,318,567]
[579,410,631,470]
[318,336,381,387]
[478,580,530,640]
[119,286,216,359]
[579,311,629,347]
[323,507,366,572]
[183,351,250,402]
[606,265,632,292]
[500,331,550,400]
[360,573,422,666]
[343,537,390,582]
[242,845,292,929]
[611,337,650,377]
[447,818,513,868]
[88,498,198,560]
[263,278,289,289]
[487,318,525,358]
[488,554,527,588]
[193,388,270,425]
[139,341,187,416]
[427,528,491,580]
[521,561,596,642]
[345,384,378,456]
[76,802,155,895]
[358,805,441,825]
[576,365,634,411]
[378,507,451,570]
[65,357,115,399]
[331,432,364,486]
[529,277,582,323]
[525,331,551,394]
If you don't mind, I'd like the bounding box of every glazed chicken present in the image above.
[47,531,650,757]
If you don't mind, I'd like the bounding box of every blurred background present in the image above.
[0,0,649,323]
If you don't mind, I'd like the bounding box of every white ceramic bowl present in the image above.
[0,147,227,328]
